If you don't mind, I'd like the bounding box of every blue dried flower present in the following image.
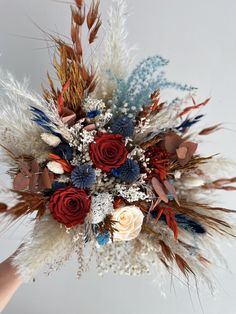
[53,143,73,161]
[43,181,68,197]
[96,231,110,246]
[112,159,140,183]
[111,116,134,138]
[71,164,96,189]
[87,109,101,118]
[30,106,59,135]
[52,181,68,191]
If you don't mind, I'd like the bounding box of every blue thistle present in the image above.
[96,231,110,246]
[53,143,73,161]
[71,164,96,189]
[111,116,134,138]
[112,159,140,183]
[87,109,100,119]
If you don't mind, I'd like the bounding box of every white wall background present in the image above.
[0,0,236,313]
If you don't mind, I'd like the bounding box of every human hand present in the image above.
[0,250,22,313]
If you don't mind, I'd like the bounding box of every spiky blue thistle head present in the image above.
[112,159,140,183]
[71,164,96,189]
[53,143,73,161]
[111,115,134,138]
[96,231,110,246]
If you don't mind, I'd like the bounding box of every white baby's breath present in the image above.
[90,193,114,224]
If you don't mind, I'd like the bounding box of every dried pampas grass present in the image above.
[12,215,74,282]
[94,0,133,101]
[0,70,49,162]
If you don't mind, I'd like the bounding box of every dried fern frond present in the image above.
[0,190,46,219]
[169,155,214,172]
[168,200,235,237]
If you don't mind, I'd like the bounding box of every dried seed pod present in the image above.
[87,0,100,30]
[89,18,102,44]
[75,0,83,8]
[71,20,78,43]
[72,7,85,26]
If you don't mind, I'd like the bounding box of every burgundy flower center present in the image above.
[64,196,81,212]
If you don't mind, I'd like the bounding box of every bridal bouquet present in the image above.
[0,0,235,289]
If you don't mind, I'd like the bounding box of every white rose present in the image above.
[112,205,144,242]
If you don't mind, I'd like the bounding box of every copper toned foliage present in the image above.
[199,124,221,136]
[0,190,46,219]
[43,0,101,118]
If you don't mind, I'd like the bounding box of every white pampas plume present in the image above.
[94,0,133,101]
[0,69,72,155]
[199,157,236,181]
[0,70,49,162]
[12,215,74,282]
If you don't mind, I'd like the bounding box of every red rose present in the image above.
[89,132,128,172]
[48,187,91,228]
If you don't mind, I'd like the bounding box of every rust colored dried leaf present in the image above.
[176,147,188,160]
[13,173,30,191]
[151,177,168,203]
[29,159,40,191]
[177,141,198,166]
[39,168,52,190]
[199,124,221,136]
[165,133,183,154]
[178,97,210,118]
